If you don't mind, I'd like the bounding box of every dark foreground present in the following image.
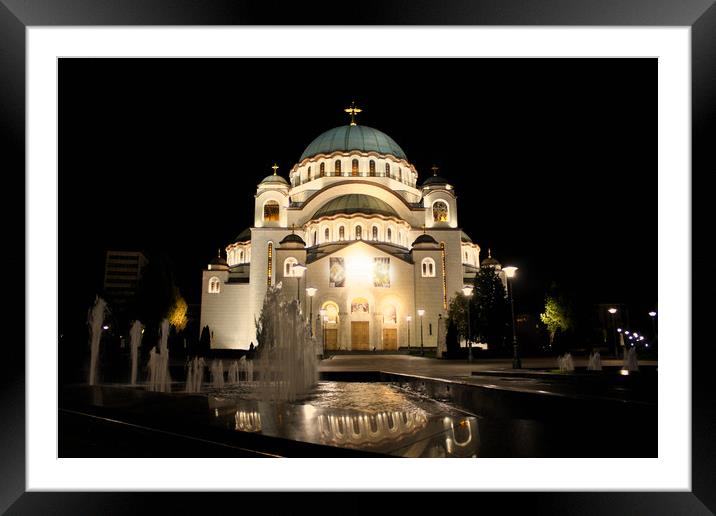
[59,363,657,458]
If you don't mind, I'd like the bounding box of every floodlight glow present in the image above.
[346,253,373,284]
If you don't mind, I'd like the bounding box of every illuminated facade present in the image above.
[200,107,484,351]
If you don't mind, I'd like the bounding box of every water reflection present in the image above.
[317,411,428,446]
[235,410,262,432]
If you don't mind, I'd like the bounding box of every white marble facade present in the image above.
[200,117,485,351]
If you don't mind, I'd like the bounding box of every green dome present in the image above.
[300,125,407,161]
[312,194,399,220]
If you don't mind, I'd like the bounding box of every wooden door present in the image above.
[383,328,398,350]
[324,329,338,350]
[351,321,370,350]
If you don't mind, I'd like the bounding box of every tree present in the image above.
[471,267,510,353]
[199,325,211,355]
[167,290,188,331]
[539,284,573,351]
[447,293,469,345]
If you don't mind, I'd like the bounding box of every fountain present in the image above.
[128,320,144,385]
[210,359,225,389]
[253,286,318,402]
[147,319,171,392]
[87,296,108,386]
[227,360,239,384]
[185,356,206,393]
[557,353,575,372]
[587,351,602,371]
[623,347,639,372]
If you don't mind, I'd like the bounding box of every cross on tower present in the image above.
[431,165,439,176]
[271,163,279,175]
[344,100,362,126]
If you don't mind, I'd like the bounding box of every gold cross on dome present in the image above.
[344,100,362,126]
[431,165,439,176]
[271,163,279,175]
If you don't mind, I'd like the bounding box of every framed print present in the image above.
[2,0,714,513]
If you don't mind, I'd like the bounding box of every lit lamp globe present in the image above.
[503,266,518,278]
[608,307,617,314]
[461,285,474,297]
[417,309,425,317]
[648,311,657,317]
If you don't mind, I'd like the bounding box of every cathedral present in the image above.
[200,104,497,351]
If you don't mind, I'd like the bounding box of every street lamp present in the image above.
[306,287,317,336]
[503,266,520,369]
[417,309,425,356]
[607,307,618,358]
[648,311,657,343]
[293,263,307,310]
[319,308,327,357]
[406,315,412,349]
[462,285,474,362]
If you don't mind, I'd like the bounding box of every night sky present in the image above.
[59,58,656,337]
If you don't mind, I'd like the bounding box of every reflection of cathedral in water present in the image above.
[317,411,428,446]
[201,104,501,352]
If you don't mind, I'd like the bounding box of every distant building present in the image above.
[103,250,148,312]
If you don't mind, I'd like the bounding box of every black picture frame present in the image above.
[2,0,712,513]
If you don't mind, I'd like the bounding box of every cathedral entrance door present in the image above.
[324,329,338,350]
[351,321,370,350]
[382,328,398,351]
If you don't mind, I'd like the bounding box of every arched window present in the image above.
[320,163,325,177]
[324,227,330,242]
[307,167,312,181]
[387,228,392,242]
[295,174,301,186]
[335,160,341,176]
[464,251,468,262]
[398,168,402,182]
[372,226,378,240]
[385,163,390,177]
[263,200,280,222]
[352,159,359,176]
[398,231,403,246]
[339,226,345,241]
[432,201,449,222]
[355,226,362,240]
[322,301,339,324]
[284,257,298,277]
[208,276,221,293]
[239,250,244,263]
[369,160,376,176]
[313,231,317,246]
[421,258,436,277]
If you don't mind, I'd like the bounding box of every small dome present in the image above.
[234,228,251,242]
[260,174,289,186]
[209,252,229,270]
[312,194,399,220]
[481,249,501,268]
[300,125,407,161]
[422,174,450,187]
[412,233,438,246]
[279,233,306,246]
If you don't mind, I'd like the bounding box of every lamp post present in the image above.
[417,309,425,356]
[648,311,657,343]
[406,315,412,349]
[293,263,307,311]
[607,307,618,357]
[319,308,327,357]
[503,266,520,369]
[462,285,474,362]
[306,287,317,336]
